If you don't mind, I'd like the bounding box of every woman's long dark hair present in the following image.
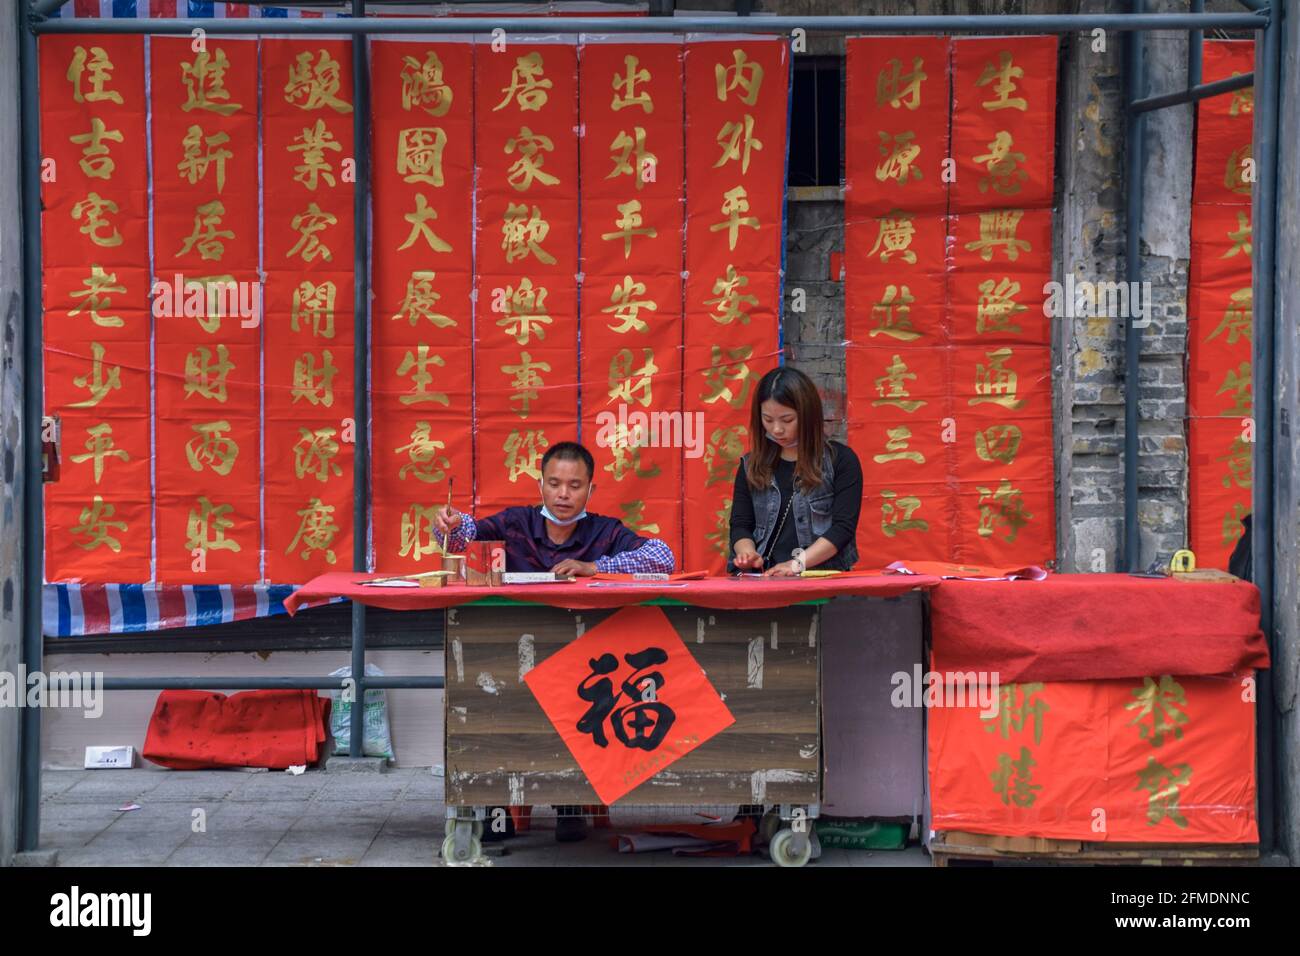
[744,366,827,493]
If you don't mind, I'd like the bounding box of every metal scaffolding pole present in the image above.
[1123,0,1145,573]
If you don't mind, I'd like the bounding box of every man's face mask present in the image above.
[538,479,593,526]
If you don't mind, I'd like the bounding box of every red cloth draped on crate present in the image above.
[930,573,1269,683]
[143,690,331,770]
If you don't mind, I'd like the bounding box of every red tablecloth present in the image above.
[284,571,941,614]
[930,573,1269,682]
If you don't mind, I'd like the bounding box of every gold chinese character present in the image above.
[177,200,234,261]
[185,420,239,476]
[289,119,342,190]
[497,278,552,344]
[715,49,763,105]
[715,115,761,173]
[1221,502,1249,547]
[291,350,339,407]
[292,279,338,338]
[877,57,926,110]
[706,498,734,557]
[1229,75,1253,117]
[612,55,653,113]
[1224,143,1253,195]
[396,193,453,253]
[609,127,656,189]
[503,429,548,482]
[970,347,1023,409]
[502,351,550,418]
[70,342,122,408]
[185,496,241,553]
[393,271,453,328]
[1216,362,1253,416]
[1222,212,1252,259]
[868,211,917,264]
[506,126,558,191]
[397,127,446,186]
[876,131,923,185]
[67,46,123,105]
[602,275,657,334]
[976,478,1032,542]
[69,266,126,329]
[501,203,555,264]
[976,52,1027,111]
[974,424,1023,465]
[288,202,338,262]
[872,354,925,412]
[880,490,928,536]
[620,500,660,534]
[399,504,444,562]
[1207,288,1252,345]
[184,344,234,402]
[607,348,657,408]
[976,278,1028,335]
[396,345,449,406]
[177,125,232,192]
[69,423,129,483]
[874,426,924,464]
[395,423,450,483]
[964,210,1031,262]
[494,52,551,112]
[604,439,661,482]
[601,199,657,258]
[70,118,124,181]
[181,49,242,115]
[1217,437,1252,490]
[71,495,127,551]
[71,193,123,248]
[284,50,352,113]
[974,131,1027,195]
[705,265,757,327]
[708,186,760,251]
[293,426,342,482]
[401,51,453,117]
[701,345,753,409]
[869,285,919,341]
[287,497,338,563]
[703,425,747,487]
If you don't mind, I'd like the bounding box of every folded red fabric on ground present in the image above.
[143,689,331,770]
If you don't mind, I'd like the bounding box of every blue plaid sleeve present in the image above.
[437,513,477,553]
[594,538,676,574]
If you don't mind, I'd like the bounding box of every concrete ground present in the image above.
[37,768,932,867]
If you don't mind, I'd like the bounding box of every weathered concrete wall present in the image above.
[0,1,25,869]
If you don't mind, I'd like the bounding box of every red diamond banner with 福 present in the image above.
[523,605,735,804]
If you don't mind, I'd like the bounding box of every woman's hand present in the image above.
[434,504,462,536]
[763,561,803,577]
[733,543,764,571]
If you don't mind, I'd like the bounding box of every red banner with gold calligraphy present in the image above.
[928,672,1258,843]
[261,39,356,582]
[683,39,788,574]
[41,35,152,583]
[371,40,475,571]
[474,39,581,516]
[151,37,260,584]
[579,40,685,560]
[1189,40,1255,569]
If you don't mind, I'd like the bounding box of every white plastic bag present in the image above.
[329,663,396,759]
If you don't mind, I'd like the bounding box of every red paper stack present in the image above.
[143,689,331,770]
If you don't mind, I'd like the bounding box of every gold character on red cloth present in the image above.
[501,203,555,265]
[70,342,122,409]
[178,126,231,192]
[293,426,343,482]
[715,115,761,174]
[990,747,1040,807]
[620,500,660,534]
[284,50,352,113]
[178,200,234,262]
[1207,288,1252,345]
[400,504,444,561]
[607,348,657,407]
[506,127,558,191]
[494,52,551,112]
[396,423,450,483]
[708,186,760,251]
[973,131,1027,195]
[67,46,123,105]
[69,266,126,329]
[875,131,922,185]
[502,351,550,418]
[1224,143,1253,195]
[976,278,1027,335]
[71,193,123,248]
[1136,757,1192,828]
[869,285,919,341]
[603,276,657,334]
[602,200,657,259]
[291,350,339,408]
[715,49,763,105]
[971,347,1024,409]
[1124,675,1188,747]
[69,423,129,483]
[1230,80,1253,117]
[1221,502,1248,547]
[401,51,453,117]
[976,52,1028,112]
[706,498,734,557]
[185,496,241,553]
[983,683,1048,743]
[70,118,124,181]
[291,119,342,190]
[396,345,449,406]
[399,194,452,253]
[974,424,1023,465]
[964,210,1031,262]
[497,278,553,344]
[1215,362,1253,416]
[873,426,924,465]
[976,478,1032,542]
[701,345,753,409]
[504,429,548,483]
[1217,437,1252,490]
[71,495,127,551]
[181,49,242,116]
[184,344,234,402]
[603,432,661,482]
[186,421,239,477]
[292,279,338,339]
[872,355,925,412]
[288,202,338,262]
[609,128,656,189]
[705,265,757,327]
[612,55,653,113]
[880,490,928,536]
[287,497,340,564]
[868,211,917,264]
[396,128,446,187]
[393,271,453,329]
[1223,212,1252,259]
[703,425,747,487]
[877,57,927,110]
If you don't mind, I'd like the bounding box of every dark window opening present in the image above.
[788,56,844,188]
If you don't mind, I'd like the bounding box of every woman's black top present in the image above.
[728,441,864,567]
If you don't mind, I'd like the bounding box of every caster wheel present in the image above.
[758,810,782,844]
[445,819,485,839]
[442,832,482,865]
[770,828,813,868]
